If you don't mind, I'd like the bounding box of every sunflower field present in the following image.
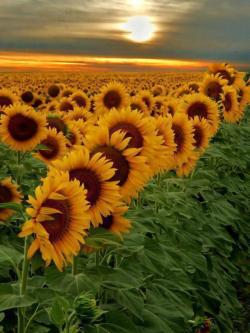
[0,63,249,333]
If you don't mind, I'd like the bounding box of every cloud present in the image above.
[0,0,249,66]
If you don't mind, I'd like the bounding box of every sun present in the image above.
[128,0,144,8]
[122,16,155,43]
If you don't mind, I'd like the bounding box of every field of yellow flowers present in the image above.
[0,64,249,333]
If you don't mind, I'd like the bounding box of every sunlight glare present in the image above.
[122,16,155,43]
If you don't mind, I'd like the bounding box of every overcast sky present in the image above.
[0,0,249,70]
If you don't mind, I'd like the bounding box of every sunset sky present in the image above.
[0,0,249,71]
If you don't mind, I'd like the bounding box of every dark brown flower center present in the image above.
[32,99,43,108]
[21,91,33,104]
[131,103,142,112]
[93,146,129,186]
[167,105,175,116]
[155,101,163,110]
[189,83,199,92]
[0,96,12,110]
[103,90,122,109]
[0,185,12,204]
[109,122,143,149]
[60,101,74,112]
[205,81,222,101]
[47,117,66,133]
[223,93,232,112]
[177,89,190,97]
[172,124,185,153]
[62,90,72,98]
[187,102,208,120]
[72,95,86,108]
[142,96,150,108]
[216,70,234,85]
[101,214,113,230]
[39,137,59,159]
[48,85,60,98]
[193,125,203,148]
[42,198,70,242]
[69,168,101,206]
[8,113,38,141]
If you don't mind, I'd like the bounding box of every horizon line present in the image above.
[0,51,249,72]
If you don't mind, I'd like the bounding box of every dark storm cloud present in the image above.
[0,0,249,65]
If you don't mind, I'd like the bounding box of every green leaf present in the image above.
[0,284,37,311]
[0,202,23,213]
[49,298,66,327]
[0,245,23,268]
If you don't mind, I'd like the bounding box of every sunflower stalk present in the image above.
[72,256,78,275]
[18,236,30,333]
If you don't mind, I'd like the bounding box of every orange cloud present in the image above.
[0,51,248,72]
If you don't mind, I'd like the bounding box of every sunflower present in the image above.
[48,84,61,98]
[178,93,219,136]
[20,90,34,105]
[95,82,129,114]
[46,101,59,113]
[129,96,149,115]
[200,73,227,102]
[0,104,47,152]
[100,205,131,236]
[137,90,154,113]
[170,114,195,167]
[98,108,161,163]
[65,121,83,148]
[85,127,150,201]
[71,91,90,110]
[0,177,22,221]
[58,98,76,113]
[175,85,192,98]
[19,171,90,271]
[238,86,250,112]
[221,86,242,123]
[61,88,74,98]
[152,96,167,116]
[208,63,244,88]
[153,116,176,173]
[0,89,18,113]
[175,151,200,177]
[188,82,200,93]
[152,84,166,97]
[47,113,68,135]
[162,98,179,117]
[191,116,210,150]
[34,128,68,164]
[51,147,121,227]
[64,107,93,123]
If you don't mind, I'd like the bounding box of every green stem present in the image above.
[95,250,100,266]
[72,256,78,275]
[18,237,29,333]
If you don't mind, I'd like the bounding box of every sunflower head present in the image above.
[0,177,22,221]
[0,103,47,152]
[171,113,195,167]
[0,89,18,113]
[85,126,150,201]
[48,84,61,98]
[221,86,242,123]
[21,91,34,105]
[34,128,68,164]
[95,82,129,114]
[19,170,90,271]
[51,146,121,226]
[201,74,227,102]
